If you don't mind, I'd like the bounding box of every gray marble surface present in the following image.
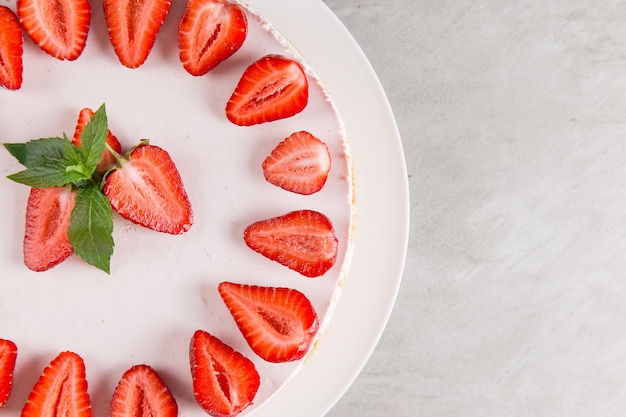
[324,0,626,416]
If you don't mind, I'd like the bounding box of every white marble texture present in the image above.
[324,0,626,416]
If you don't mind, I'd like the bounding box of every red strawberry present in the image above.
[0,6,23,90]
[72,107,123,173]
[243,210,338,277]
[103,0,172,68]
[21,351,92,417]
[178,0,247,76]
[262,131,331,195]
[0,339,17,409]
[110,364,177,417]
[24,186,76,272]
[218,282,320,363]
[190,330,260,417]
[226,55,308,126]
[103,143,193,234]
[17,0,90,60]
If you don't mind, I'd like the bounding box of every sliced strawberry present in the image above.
[218,282,320,363]
[72,107,123,173]
[0,6,23,90]
[190,329,260,417]
[0,339,17,409]
[243,209,338,277]
[24,186,76,272]
[17,0,90,60]
[226,54,308,126]
[103,0,172,68]
[262,131,331,195]
[110,364,177,417]
[178,0,247,76]
[103,143,193,234]
[21,351,92,417]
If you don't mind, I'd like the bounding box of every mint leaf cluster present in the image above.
[4,104,115,274]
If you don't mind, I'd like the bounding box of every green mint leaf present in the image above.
[4,137,67,168]
[7,160,88,188]
[5,134,96,187]
[79,104,109,176]
[68,184,114,274]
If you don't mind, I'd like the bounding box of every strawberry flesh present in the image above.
[190,330,260,417]
[178,0,247,76]
[72,107,123,173]
[0,339,17,409]
[0,6,23,90]
[226,54,309,126]
[21,351,92,417]
[243,209,338,277]
[218,282,320,363]
[23,186,76,272]
[17,0,91,60]
[110,364,177,417]
[103,143,193,234]
[262,130,331,195]
[103,0,172,68]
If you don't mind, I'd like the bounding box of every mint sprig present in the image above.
[69,184,115,274]
[4,104,115,274]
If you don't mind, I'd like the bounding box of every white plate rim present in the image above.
[244,1,410,415]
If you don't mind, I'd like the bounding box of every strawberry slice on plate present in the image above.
[218,282,320,363]
[226,54,309,126]
[178,0,247,76]
[17,0,91,60]
[103,0,172,68]
[103,142,193,234]
[0,339,17,409]
[262,131,331,195]
[0,6,23,90]
[72,107,122,173]
[110,364,177,417]
[23,186,76,272]
[243,209,338,277]
[21,351,92,417]
[190,329,260,417]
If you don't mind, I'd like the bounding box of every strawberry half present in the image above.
[243,209,338,277]
[178,0,247,76]
[72,107,122,173]
[103,143,193,234]
[23,186,76,272]
[262,131,331,195]
[0,339,17,409]
[17,0,90,60]
[0,6,23,90]
[110,364,177,417]
[218,282,320,363]
[21,351,92,417]
[103,0,172,68]
[226,54,309,126]
[190,330,260,417]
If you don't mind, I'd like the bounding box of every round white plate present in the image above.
[0,0,408,416]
